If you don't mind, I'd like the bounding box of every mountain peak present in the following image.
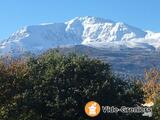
[66,16,114,25]
[0,16,160,55]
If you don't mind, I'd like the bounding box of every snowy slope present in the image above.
[0,16,160,55]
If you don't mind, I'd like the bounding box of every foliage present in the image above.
[143,68,160,103]
[153,96,160,120]
[0,51,149,120]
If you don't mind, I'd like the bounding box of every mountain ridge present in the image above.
[0,16,160,55]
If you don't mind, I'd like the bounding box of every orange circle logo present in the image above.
[85,101,101,117]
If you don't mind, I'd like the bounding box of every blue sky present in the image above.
[0,0,159,40]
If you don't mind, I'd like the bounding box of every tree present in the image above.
[143,68,160,103]
[153,97,160,120]
[142,68,160,120]
[0,50,147,120]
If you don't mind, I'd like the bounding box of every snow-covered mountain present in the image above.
[1,16,160,55]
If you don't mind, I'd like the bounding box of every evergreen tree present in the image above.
[0,51,150,120]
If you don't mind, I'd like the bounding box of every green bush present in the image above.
[153,97,160,120]
[0,50,150,120]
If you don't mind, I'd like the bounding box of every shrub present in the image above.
[0,51,148,120]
